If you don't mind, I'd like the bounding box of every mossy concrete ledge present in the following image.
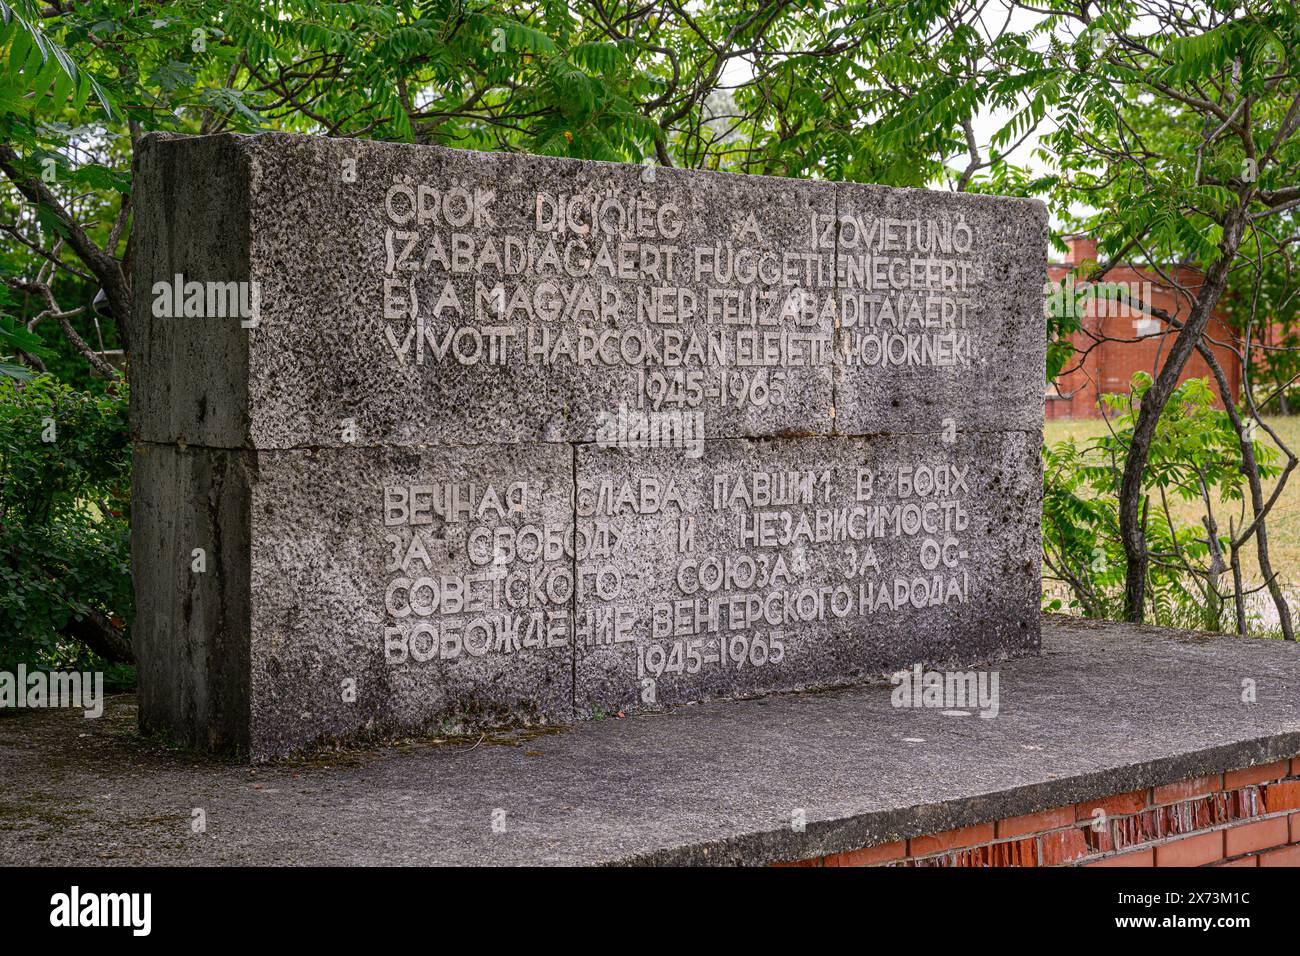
[1,616,1299,866]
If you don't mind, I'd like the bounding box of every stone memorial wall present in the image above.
[131,132,1046,758]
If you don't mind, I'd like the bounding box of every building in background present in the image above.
[1045,237,1242,420]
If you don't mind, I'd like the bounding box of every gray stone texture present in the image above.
[132,443,252,753]
[832,183,1047,435]
[574,432,1041,717]
[248,444,574,757]
[3,619,1299,866]
[131,131,1047,757]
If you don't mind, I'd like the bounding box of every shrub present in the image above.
[1043,373,1280,633]
[0,374,133,680]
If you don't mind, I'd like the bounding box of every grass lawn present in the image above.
[1043,414,1300,594]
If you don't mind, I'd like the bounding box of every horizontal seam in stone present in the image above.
[131,427,1045,454]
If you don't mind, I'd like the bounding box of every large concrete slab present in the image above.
[131,132,1045,449]
[132,443,253,754]
[1,619,1298,866]
[130,131,1047,757]
[134,442,577,756]
[132,133,842,448]
[574,432,1041,717]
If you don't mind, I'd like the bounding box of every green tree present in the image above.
[1044,373,1281,632]
[900,1,1300,634]
[3,0,1298,653]
[0,374,131,669]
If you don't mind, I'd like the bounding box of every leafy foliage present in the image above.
[0,0,112,119]
[1,0,1298,650]
[1043,374,1280,631]
[0,375,131,673]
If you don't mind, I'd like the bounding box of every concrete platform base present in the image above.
[1,616,1298,866]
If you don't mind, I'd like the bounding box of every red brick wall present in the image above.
[1046,237,1242,420]
[776,756,1300,867]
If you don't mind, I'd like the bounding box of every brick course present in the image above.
[1225,817,1289,857]
[777,755,1300,867]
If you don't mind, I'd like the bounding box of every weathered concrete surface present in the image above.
[130,131,1046,757]
[574,432,1041,717]
[832,182,1046,435]
[131,133,1045,449]
[131,444,253,754]
[134,442,577,757]
[130,135,253,450]
[2,618,1298,866]
[248,444,576,756]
